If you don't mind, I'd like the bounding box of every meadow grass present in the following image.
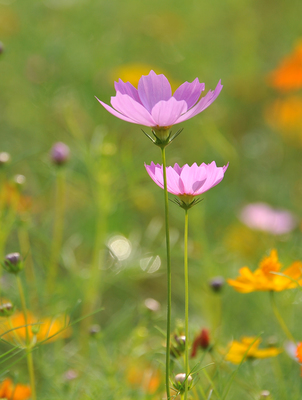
[1,0,302,398]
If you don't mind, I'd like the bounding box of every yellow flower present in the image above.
[0,378,31,400]
[227,249,302,293]
[110,63,179,92]
[0,311,71,347]
[225,337,282,364]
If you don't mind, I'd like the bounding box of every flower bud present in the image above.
[191,329,211,357]
[31,324,40,335]
[0,302,15,317]
[89,324,100,335]
[260,390,271,398]
[13,174,26,187]
[3,252,23,274]
[173,373,193,394]
[0,152,10,166]
[144,298,161,313]
[50,142,70,166]
[209,276,225,292]
[0,42,3,55]
[170,334,186,358]
[64,369,78,381]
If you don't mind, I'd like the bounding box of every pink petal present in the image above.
[138,70,172,113]
[166,166,183,194]
[175,80,223,124]
[151,98,187,127]
[179,163,206,194]
[96,97,138,123]
[114,79,142,104]
[173,78,205,109]
[196,161,225,194]
[145,162,164,189]
[111,92,156,126]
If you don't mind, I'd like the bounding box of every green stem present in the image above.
[48,169,66,293]
[270,291,296,343]
[184,209,189,400]
[18,225,38,311]
[161,147,172,400]
[16,275,37,400]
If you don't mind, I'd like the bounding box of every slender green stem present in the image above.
[16,275,37,400]
[161,146,172,400]
[270,291,296,343]
[48,169,66,293]
[184,209,189,400]
[18,225,38,310]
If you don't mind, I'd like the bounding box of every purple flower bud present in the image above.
[0,152,10,166]
[50,142,70,166]
[209,276,225,292]
[3,252,23,274]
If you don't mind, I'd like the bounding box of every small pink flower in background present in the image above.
[97,70,222,129]
[145,161,228,208]
[239,202,297,235]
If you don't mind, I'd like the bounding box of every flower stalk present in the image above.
[184,208,189,400]
[48,168,66,293]
[270,291,295,343]
[161,146,172,400]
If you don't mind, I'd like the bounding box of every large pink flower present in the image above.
[97,70,222,129]
[145,161,228,206]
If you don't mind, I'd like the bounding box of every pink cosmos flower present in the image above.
[97,70,222,129]
[145,161,228,207]
[239,202,297,235]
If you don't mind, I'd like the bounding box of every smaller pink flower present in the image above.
[239,202,297,235]
[145,161,228,207]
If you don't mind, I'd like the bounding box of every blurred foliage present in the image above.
[1,0,302,398]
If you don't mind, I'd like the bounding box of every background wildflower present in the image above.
[0,378,31,400]
[191,328,211,357]
[227,249,302,293]
[267,41,302,92]
[239,202,297,235]
[225,337,282,364]
[0,311,71,346]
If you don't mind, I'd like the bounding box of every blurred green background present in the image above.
[1,0,302,398]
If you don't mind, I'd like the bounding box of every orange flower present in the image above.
[267,41,302,92]
[0,182,31,214]
[264,96,302,141]
[0,378,31,400]
[296,342,302,363]
[126,363,161,394]
[0,311,71,347]
[225,337,282,364]
[227,249,302,293]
